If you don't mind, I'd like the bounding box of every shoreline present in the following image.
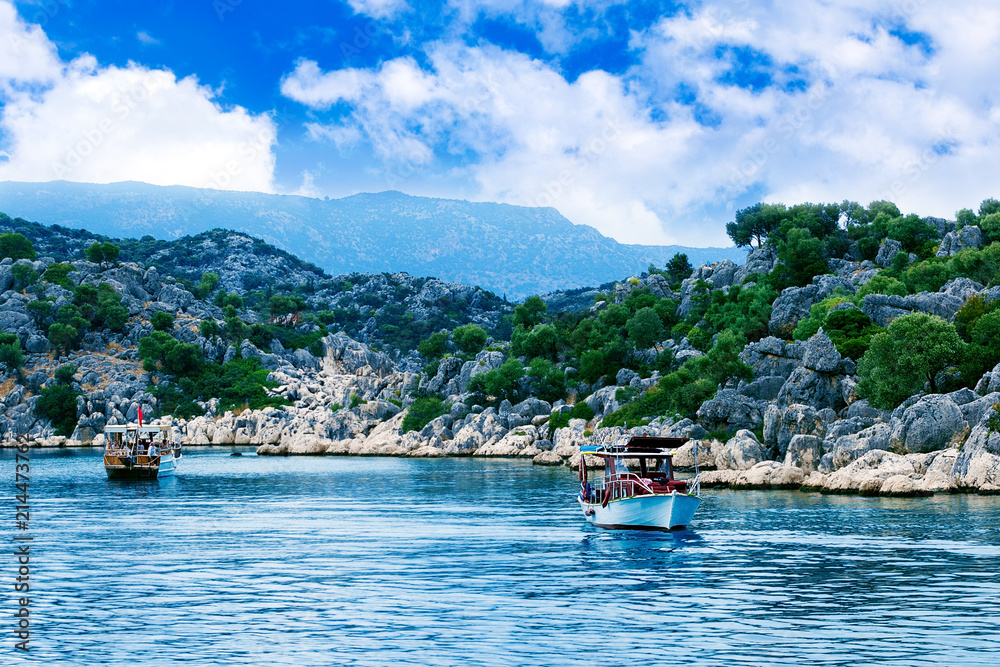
[7,442,999,497]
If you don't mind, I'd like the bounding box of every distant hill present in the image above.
[0,180,743,298]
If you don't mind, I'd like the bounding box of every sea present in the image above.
[2,447,999,666]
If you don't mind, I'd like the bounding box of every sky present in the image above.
[0,0,999,247]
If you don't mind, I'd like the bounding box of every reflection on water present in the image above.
[2,449,999,665]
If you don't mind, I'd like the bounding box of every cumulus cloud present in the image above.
[346,0,409,20]
[283,0,1000,246]
[283,46,698,244]
[0,1,276,192]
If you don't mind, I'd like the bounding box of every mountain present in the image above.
[0,180,743,298]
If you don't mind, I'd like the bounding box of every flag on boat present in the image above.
[138,405,144,427]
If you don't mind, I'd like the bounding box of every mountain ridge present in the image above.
[0,180,743,298]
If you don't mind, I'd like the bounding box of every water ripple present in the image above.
[1,449,998,665]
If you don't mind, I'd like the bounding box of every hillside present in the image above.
[0,180,743,298]
[2,198,1000,497]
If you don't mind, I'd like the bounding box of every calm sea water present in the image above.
[2,448,999,666]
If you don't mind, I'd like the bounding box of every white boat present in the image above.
[103,423,182,480]
[577,435,701,530]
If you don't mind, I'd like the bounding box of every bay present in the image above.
[3,448,999,666]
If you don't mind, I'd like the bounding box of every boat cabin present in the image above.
[580,436,689,505]
[103,424,174,479]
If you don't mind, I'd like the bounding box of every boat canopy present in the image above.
[580,435,689,457]
[104,424,171,434]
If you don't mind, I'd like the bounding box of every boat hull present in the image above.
[104,452,176,480]
[579,492,701,530]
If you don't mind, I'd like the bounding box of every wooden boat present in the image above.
[578,435,701,530]
[103,424,181,480]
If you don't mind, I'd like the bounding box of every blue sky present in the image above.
[1,0,999,246]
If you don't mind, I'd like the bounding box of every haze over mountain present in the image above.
[0,181,742,298]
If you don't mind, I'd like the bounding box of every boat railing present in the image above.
[688,474,701,497]
[589,473,656,499]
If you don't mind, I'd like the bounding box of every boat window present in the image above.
[612,458,629,475]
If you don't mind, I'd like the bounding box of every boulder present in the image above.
[974,362,1000,395]
[953,413,1000,490]
[777,367,844,411]
[862,292,965,328]
[733,245,779,285]
[888,395,968,454]
[659,418,709,440]
[801,330,843,373]
[875,238,904,267]
[822,449,916,493]
[737,375,786,401]
[879,474,932,497]
[459,350,505,390]
[960,393,1000,427]
[768,275,855,337]
[826,423,892,470]
[25,335,49,354]
[732,461,806,489]
[716,430,769,470]
[785,434,823,472]
[696,390,763,432]
[740,336,804,380]
[532,450,564,466]
[763,403,834,456]
[936,226,982,257]
[672,439,721,469]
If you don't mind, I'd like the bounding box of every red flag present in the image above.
[138,405,144,427]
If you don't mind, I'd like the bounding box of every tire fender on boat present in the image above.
[601,486,611,508]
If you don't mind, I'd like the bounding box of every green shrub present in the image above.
[151,311,175,332]
[858,313,964,409]
[548,411,570,431]
[401,397,447,433]
[467,358,524,403]
[452,324,488,356]
[0,233,35,261]
[0,338,24,375]
[54,364,77,385]
[42,262,74,288]
[34,384,81,436]
[570,401,595,421]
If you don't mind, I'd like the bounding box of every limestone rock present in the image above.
[740,336,804,380]
[672,439,722,469]
[879,474,932,497]
[785,434,823,472]
[974,362,1000,395]
[777,367,844,411]
[862,292,964,328]
[936,226,982,257]
[875,238,904,267]
[733,245,778,285]
[532,450,563,466]
[764,403,834,455]
[716,430,769,470]
[827,422,892,470]
[960,393,1000,427]
[801,330,842,373]
[696,390,763,432]
[733,461,805,489]
[822,449,916,493]
[768,275,855,337]
[888,395,968,454]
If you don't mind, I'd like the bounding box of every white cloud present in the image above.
[346,0,409,20]
[284,0,1000,246]
[0,1,276,192]
[0,1,60,84]
[136,30,160,46]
